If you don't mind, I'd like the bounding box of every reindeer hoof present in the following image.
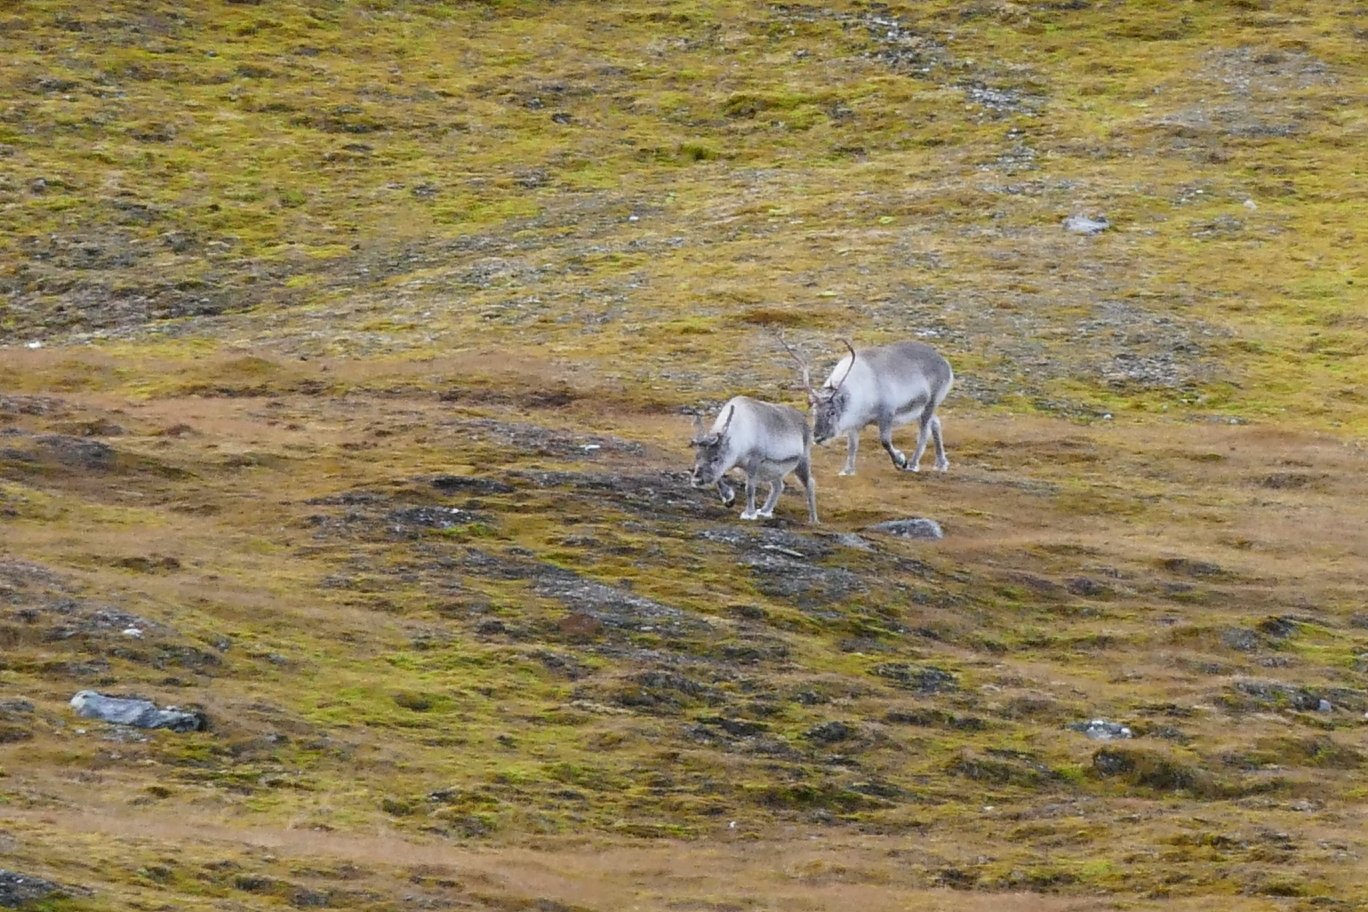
[935,460,950,472]
[837,469,856,477]
[739,511,759,521]
[906,463,921,473]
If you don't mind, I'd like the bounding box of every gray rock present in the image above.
[35,435,116,470]
[69,691,205,732]
[867,518,944,540]
[1160,557,1226,578]
[386,505,488,531]
[1147,725,1191,744]
[1257,616,1298,638]
[1066,719,1133,741]
[0,870,73,908]
[1318,699,1333,713]
[830,532,874,552]
[430,474,514,495]
[1063,214,1110,235]
[1220,627,1259,652]
[1065,577,1109,597]
[871,663,958,693]
[743,552,866,609]
[805,720,854,743]
[1227,679,1368,713]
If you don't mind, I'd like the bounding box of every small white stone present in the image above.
[1243,199,1257,210]
[122,627,143,638]
[26,341,42,349]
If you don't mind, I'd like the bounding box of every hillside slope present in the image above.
[2,2,1368,910]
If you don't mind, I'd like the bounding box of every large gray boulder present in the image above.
[69,691,204,732]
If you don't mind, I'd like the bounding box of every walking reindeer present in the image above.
[689,396,819,523]
[782,337,954,476]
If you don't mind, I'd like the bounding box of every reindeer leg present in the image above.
[908,403,943,472]
[758,477,783,518]
[796,458,818,524]
[738,471,760,520]
[930,415,949,472]
[904,416,931,472]
[838,431,860,476]
[879,418,909,470]
[716,477,736,506]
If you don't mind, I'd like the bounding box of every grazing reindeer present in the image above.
[782,337,953,476]
[689,397,818,523]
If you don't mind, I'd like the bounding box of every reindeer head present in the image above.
[689,405,734,488]
[782,337,856,444]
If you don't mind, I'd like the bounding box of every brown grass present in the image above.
[1,806,1135,912]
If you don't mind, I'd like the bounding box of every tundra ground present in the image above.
[2,2,1367,910]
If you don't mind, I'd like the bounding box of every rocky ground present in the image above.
[2,2,1367,910]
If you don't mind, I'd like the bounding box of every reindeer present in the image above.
[782,337,953,476]
[689,397,818,523]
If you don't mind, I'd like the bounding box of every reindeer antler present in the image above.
[719,404,736,436]
[831,338,858,390]
[691,410,705,442]
[776,333,812,395]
